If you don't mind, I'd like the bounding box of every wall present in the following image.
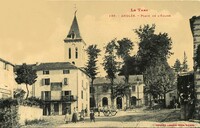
[18,105,43,125]
[0,60,15,98]
[64,41,86,68]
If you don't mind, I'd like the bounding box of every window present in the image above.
[69,48,71,59]
[75,48,78,59]
[41,91,51,100]
[43,70,49,75]
[62,91,71,96]
[132,86,136,92]
[42,78,50,85]
[63,70,70,74]
[64,78,68,85]
[81,91,83,99]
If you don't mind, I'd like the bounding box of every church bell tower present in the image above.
[64,11,86,68]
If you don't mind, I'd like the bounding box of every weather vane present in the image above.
[74,4,77,16]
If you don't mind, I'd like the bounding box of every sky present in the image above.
[0,0,200,76]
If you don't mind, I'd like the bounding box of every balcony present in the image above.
[61,95,77,102]
[42,96,51,101]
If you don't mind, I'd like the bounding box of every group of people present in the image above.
[64,107,96,124]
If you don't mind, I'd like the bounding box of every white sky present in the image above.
[0,0,199,76]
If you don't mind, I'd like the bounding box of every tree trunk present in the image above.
[163,92,166,108]
[91,79,96,108]
[111,79,114,107]
[25,84,29,99]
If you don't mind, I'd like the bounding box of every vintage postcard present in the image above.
[0,0,200,128]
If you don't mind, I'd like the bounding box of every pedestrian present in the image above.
[72,107,78,123]
[98,105,101,116]
[64,108,70,124]
[85,107,88,117]
[90,110,95,122]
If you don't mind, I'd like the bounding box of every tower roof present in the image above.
[64,12,82,42]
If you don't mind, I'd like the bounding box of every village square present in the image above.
[0,1,200,128]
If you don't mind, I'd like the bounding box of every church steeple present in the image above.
[64,11,82,42]
[64,11,86,68]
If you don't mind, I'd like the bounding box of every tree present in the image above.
[135,24,173,105]
[182,52,188,72]
[15,63,37,99]
[85,44,101,107]
[144,60,175,107]
[102,39,119,106]
[135,24,173,71]
[194,45,200,71]
[173,59,182,73]
[116,38,134,83]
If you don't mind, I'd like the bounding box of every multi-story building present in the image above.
[32,62,90,115]
[93,75,145,109]
[190,16,200,106]
[0,58,15,99]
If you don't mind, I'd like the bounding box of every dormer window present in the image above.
[71,31,75,39]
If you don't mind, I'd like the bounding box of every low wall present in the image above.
[18,105,43,125]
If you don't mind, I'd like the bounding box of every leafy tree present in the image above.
[182,51,188,72]
[135,24,173,71]
[116,38,134,83]
[144,60,175,107]
[173,59,182,73]
[102,39,119,106]
[194,45,200,71]
[85,44,101,107]
[135,24,173,106]
[15,63,37,99]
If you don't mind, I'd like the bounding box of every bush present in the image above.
[22,97,44,108]
[0,101,19,128]
[25,119,46,125]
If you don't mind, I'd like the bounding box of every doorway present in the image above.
[102,97,108,107]
[131,96,137,106]
[116,97,122,109]
[54,103,59,115]
[62,103,71,115]
[43,103,51,116]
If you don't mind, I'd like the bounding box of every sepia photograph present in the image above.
[0,0,200,127]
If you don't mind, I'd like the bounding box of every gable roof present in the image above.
[94,75,144,86]
[34,62,77,71]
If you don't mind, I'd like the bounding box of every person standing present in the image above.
[90,110,95,122]
[98,105,101,116]
[72,107,78,123]
[85,107,88,117]
[64,108,70,124]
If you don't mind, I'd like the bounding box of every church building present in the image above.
[64,11,86,68]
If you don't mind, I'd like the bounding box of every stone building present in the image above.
[64,12,86,68]
[190,16,200,106]
[31,62,90,115]
[0,58,15,99]
[93,75,145,109]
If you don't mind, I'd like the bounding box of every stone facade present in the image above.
[32,62,90,115]
[190,16,200,104]
[0,58,15,99]
[93,75,145,109]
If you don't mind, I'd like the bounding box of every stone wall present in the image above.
[18,105,43,125]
